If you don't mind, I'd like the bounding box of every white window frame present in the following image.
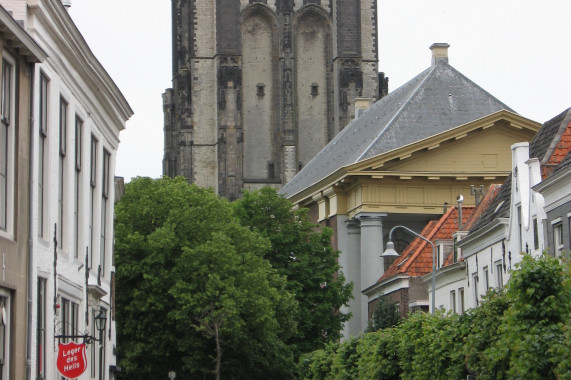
[472,272,479,307]
[483,266,489,291]
[553,223,563,257]
[38,72,49,239]
[58,96,68,250]
[450,290,456,313]
[74,116,83,259]
[0,288,11,380]
[495,260,503,290]
[0,55,15,237]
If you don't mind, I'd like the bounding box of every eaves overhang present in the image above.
[533,165,571,194]
[457,217,509,255]
[422,261,465,284]
[0,5,47,62]
[29,0,133,125]
[286,110,539,206]
[286,166,350,206]
[363,273,410,296]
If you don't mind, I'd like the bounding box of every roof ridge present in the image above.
[357,65,436,161]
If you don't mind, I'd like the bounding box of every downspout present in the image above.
[26,63,36,380]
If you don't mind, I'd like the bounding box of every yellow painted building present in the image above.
[280,44,541,336]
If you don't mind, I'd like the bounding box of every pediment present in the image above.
[348,113,539,180]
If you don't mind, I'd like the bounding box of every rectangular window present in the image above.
[0,292,10,380]
[38,74,49,238]
[450,290,456,313]
[60,297,79,343]
[483,266,489,291]
[496,261,503,290]
[89,136,97,268]
[91,309,96,378]
[453,236,458,263]
[517,206,522,253]
[472,273,479,307]
[36,278,46,379]
[533,218,539,250]
[100,150,110,278]
[0,59,12,232]
[459,288,465,314]
[61,298,70,342]
[58,98,68,249]
[554,223,563,257]
[99,309,106,380]
[74,116,83,258]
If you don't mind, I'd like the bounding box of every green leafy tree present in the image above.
[115,177,297,379]
[232,187,353,356]
[462,289,510,379]
[355,328,401,380]
[492,253,570,379]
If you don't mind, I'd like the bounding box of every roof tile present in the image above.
[378,206,474,282]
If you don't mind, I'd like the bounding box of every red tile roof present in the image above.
[378,206,474,282]
[542,119,571,178]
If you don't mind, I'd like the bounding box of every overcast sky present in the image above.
[68,0,570,182]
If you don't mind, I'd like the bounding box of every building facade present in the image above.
[431,108,571,315]
[0,6,46,379]
[163,0,383,199]
[0,1,133,379]
[281,45,541,336]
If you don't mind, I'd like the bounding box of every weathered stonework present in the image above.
[164,0,380,199]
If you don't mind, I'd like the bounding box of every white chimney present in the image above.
[430,43,450,65]
[61,0,71,8]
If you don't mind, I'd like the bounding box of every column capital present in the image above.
[354,212,386,227]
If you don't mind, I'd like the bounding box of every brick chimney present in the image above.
[430,43,450,65]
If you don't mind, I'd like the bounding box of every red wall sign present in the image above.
[57,341,87,379]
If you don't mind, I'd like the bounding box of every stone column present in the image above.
[355,212,386,331]
[341,218,361,337]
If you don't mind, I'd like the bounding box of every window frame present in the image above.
[495,260,503,290]
[74,116,83,258]
[553,223,563,257]
[0,56,15,235]
[472,272,479,307]
[0,289,11,380]
[36,278,47,379]
[57,97,68,249]
[38,73,49,238]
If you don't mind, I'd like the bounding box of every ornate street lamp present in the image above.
[382,225,436,313]
[55,307,107,344]
[94,308,107,343]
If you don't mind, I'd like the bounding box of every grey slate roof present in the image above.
[280,58,514,198]
[469,108,571,235]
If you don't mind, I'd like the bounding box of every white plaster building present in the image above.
[0,1,132,379]
[431,109,571,314]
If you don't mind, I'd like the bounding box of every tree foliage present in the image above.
[232,187,352,356]
[367,297,401,332]
[115,177,297,379]
[297,253,571,379]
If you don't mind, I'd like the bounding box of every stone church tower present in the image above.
[163,0,383,199]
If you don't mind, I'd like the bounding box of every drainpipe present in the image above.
[26,64,35,380]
